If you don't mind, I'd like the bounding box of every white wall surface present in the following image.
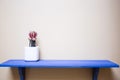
[0,0,120,80]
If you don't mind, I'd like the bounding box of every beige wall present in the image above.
[0,0,120,80]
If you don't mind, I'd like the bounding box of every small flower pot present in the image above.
[24,46,39,61]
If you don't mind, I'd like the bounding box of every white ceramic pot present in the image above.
[24,46,39,61]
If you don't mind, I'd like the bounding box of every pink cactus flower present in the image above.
[28,31,37,47]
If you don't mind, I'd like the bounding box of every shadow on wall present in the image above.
[99,68,114,80]
[10,68,19,80]
[10,68,114,80]
[10,68,91,80]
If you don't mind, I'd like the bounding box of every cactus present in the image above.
[28,31,37,47]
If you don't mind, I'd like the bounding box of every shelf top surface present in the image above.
[0,60,119,68]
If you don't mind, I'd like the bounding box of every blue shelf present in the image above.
[0,60,119,80]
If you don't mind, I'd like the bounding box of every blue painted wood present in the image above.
[0,60,119,80]
[18,67,25,80]
[92,68,99,80]
[0,60,119,68]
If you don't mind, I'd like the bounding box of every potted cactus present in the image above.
[24,31,39,61]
